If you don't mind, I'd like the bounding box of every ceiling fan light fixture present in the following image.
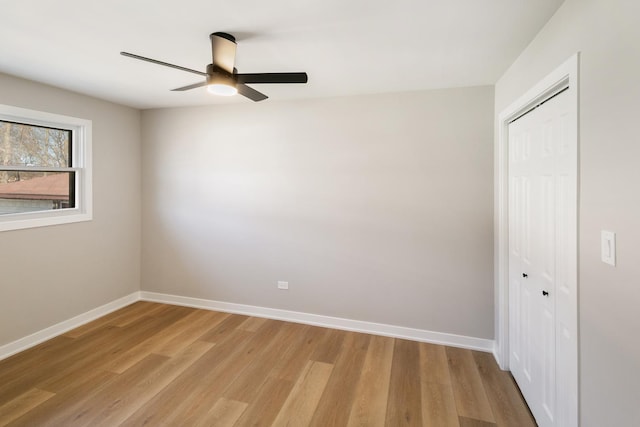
[206,71,237,96]
[207,83,237,96]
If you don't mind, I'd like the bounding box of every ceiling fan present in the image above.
[121,32,308,102]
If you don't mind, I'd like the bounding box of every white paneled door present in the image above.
[508,88,577,427]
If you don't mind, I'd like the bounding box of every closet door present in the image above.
[508,89,573,427]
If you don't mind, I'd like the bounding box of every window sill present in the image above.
[0,208,92,232]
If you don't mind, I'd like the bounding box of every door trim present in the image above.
[494,53,579,424]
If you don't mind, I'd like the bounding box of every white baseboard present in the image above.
[0,292,140,361]
[140,291,494,352]
[0,290,495,361]
[493,342,508,370]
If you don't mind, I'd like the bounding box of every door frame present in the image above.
[494,53,580,423]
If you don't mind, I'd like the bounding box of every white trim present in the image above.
[0,292,139,361]
[0,289,495,363]
[495,53,580,368]
[495,53,579,425]
[140,291,494,352]
[0,104,92,232]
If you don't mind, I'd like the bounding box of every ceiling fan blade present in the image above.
[210,32,237,74]
[236,72,308,84]
[237,84,268,102]
[120,52,206,76]
[171,81,207,91]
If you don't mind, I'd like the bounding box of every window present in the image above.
[0,104,92,232]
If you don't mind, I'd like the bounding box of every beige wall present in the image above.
[0,73,141,346]
[141,86,495,339]
[495,0,640,424]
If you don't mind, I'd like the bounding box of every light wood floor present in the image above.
[0,302,536,426]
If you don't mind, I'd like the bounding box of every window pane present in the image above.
[0,120,71,167]
[0,171,75,215]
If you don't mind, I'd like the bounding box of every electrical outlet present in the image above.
[277,281,289,290]
[601,230,616,266]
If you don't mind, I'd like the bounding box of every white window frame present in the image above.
[0,104,92,232]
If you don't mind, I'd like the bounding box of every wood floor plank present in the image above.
[420,381,460,427]
[123,302,184,324]
[269,324,327,383]
[111,302,183,327]
[0,388,55,426]
[446,346,495,423]
[472,351,536,427]
[232,324,325,426]
[121,317,281,426]
[100,307,226,375]
[153,309,228,357]
[271,360,334,427]
[103,309,215,373]
[237,316,268,332]
[0,324,125,406]
[346,335,394,427]
[198,313,250,343]
[233,378,295,427]
[5,370,117,426]
[68,355,167,426]
[39,308,189,392]
[36,354,168,427]
[177,320,286,425]
[62,301,152,338]
[310,327,347,364]
[309,332,371,426]
[385,338,423,426]
[420,342,453,385]
[223,321,303,403]
[82,340,214,426]
[120,328,254,427]
[0,335,74,386]
[458,416,498,427]
[194,397,248,427]
[419,342,460,427]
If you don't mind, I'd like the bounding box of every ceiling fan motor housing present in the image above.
[210,32,236,43]
[206,63,237,87]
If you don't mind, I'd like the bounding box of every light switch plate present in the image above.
[601,230,616,266]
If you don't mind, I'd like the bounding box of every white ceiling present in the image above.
[0,0,564,109]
